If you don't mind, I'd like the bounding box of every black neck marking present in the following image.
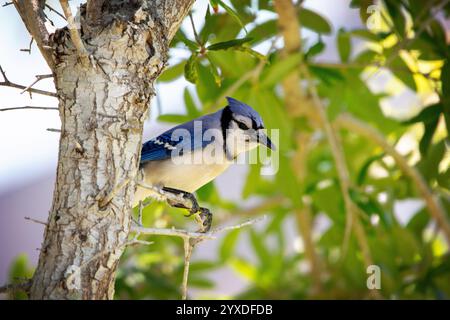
[220,106,233,159]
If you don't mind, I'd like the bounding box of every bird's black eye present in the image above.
[236,121,249,130]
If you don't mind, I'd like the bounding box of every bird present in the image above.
[134,97,275,232]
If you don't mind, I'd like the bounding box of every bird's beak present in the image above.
[256,130,276,151]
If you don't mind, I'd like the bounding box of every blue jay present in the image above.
[135,97,275,231]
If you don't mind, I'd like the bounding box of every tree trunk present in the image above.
[29,0,194,300]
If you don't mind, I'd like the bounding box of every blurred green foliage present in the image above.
[114,0,450,299]
[7,254,34,300]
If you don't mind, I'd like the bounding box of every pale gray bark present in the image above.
[14,0,196,299]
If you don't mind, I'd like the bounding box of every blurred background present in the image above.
[1,0,450,299]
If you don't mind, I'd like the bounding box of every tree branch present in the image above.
[0,280,32,295]
[25,216,47,226]
[59,0,91,67]
[0,106,58,112]
[334,113,450,246]
[45,3,66,21]
[20,37,34,54]
[0,65,57,97]
[131,215,265,300]
[19,74,53,94]
[12,0,55,70]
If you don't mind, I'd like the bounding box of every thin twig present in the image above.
[0,65,57,97]
[20,37,34,54]
[189,13,201,44]
[45,3,66,20]
[131,214,264,300]
[131,225,216,240]
[181,238,193,300]
[20,74,53,94]
[24,216,47,226]
[0,280,32,294]
[0,106,58,112]
[126,239,154,246]
[46,128,61,132]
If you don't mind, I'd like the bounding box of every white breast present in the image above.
[134,143,231,205]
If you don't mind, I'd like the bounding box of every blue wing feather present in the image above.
[140,112,219,165]
[140,131,181,163]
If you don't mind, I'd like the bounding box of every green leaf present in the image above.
[350,0,375,24]
[260,53,302,88]
[419,118,439,156]
[437,169,450,191]
[392,227,420,264]
[401,103,442,125]
[234,46,266,61]
[206,54,222,86]
[349,188,383,217]
[247,20,277,45]
[158,114,190,123]
[357,153,385,185]
[189,261,219,273]
[196,63,221,103]
[409,35,444,60]
[416,139,446,182]
[390,54,417,91]
[174,30,199,51]
[351,29,379,42]
[429,20,446,46]
[158,61,185,82]
[8,254,33,300]
[384,0,406,37]
[207,37,253,51]
[201,5,214,44]
[354,50,377,64]
[189,277,215,288]
[305,40,325,59]
[184,53,199,84]
[299,8,332,34]
[217,0,247,32]
[309,65,345,86]
[249,229,271,266]
[220,228,241,261]
[441,61,450,137]
[337,28,351,62]
[183,88,200,117]
[229,258,257,281]
[407,209,429,240]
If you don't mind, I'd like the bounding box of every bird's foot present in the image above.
[162,187,200,215]
[185,193,200,216]
[197,207,213,233]
[160,186,211,232]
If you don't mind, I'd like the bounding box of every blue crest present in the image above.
[226,97,264,129]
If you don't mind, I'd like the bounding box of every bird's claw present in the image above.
[198,207,212,233]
